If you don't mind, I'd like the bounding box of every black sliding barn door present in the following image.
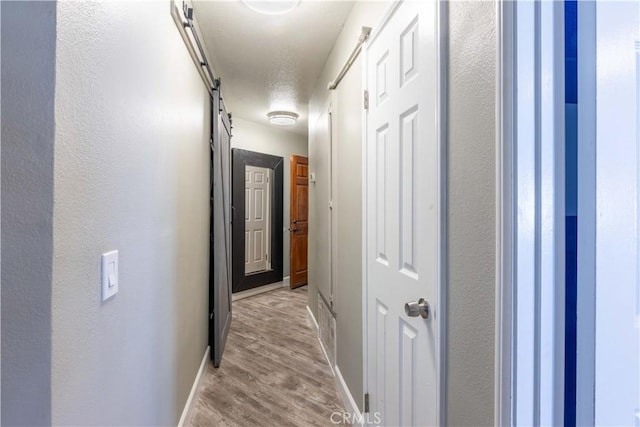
[209,82,233,367]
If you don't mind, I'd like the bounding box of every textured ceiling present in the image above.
[193,0,355,135]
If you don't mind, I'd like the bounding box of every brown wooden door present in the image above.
[289,155,308,288]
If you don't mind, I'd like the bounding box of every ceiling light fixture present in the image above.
[268,111,298,126]
[241,0,301,16]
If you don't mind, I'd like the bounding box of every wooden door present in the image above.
[290,155,308,288]
[365,1,442,424]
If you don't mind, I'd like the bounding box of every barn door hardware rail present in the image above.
[181,2,216,89]
[170,0,218,94]
[328,26,372,90]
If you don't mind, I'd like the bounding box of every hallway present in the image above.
[187,287,346,427]
[4,1,640,425]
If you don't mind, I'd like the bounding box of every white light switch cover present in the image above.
[101,250,118,301]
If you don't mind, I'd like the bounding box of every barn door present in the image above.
[210,83,233,368]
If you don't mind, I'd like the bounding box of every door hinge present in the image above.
[364,393,370,413]
[363,90,369,110]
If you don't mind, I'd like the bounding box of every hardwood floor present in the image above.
[187,286,347,427]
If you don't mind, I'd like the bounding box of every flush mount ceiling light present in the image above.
[241,0,301,15]
[268,111,298,126]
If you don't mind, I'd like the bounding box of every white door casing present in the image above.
[364,1,445,425]
[245,165,271,274]
[496,1,566,424]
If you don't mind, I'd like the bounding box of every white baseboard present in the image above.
[306,304,335,376]
[232,276,290,301]
[335,365,363,426]
[306,304,319,330]
[178,346,210,427]
[307,305,362,423]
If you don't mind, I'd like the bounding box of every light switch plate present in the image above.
[101,250,118,301]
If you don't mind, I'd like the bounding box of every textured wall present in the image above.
[1,2,56,425]
[231,117,308,278]
[446,2,496,425]
[51,2,210,424]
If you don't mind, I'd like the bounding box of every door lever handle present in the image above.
[289,228,298,232]
[292,220,298,224]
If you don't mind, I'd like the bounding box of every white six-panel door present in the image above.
[365,1,442,425]
[245,165,270,274]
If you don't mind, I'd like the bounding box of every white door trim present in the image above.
[575,1,596,423]
[496,1,566,425]
[361,0,448,423]
[435,2,448,425]
[495,1,515,425]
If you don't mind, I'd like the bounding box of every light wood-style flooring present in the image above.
[187,286,346,427]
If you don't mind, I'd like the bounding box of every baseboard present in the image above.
[306,305,334,376]
[178,346,210,427]
[307,306,361,422]
[232,276,290,301]
[335,365,364,427]
[306,305,320,330]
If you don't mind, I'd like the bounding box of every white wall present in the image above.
[51,2,210,425]
[446,2,496,425]
[307,0,389,412]
[1,2,56,425]
[231,117,308,278]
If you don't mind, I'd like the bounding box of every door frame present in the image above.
[494,1,515,424]
[361,0,448,423]
[495,1,566,424]
[231,148,284,293]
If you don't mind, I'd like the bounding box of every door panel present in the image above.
[365,1,441,425]
[245,165,270,274]
[290,155,309,288]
